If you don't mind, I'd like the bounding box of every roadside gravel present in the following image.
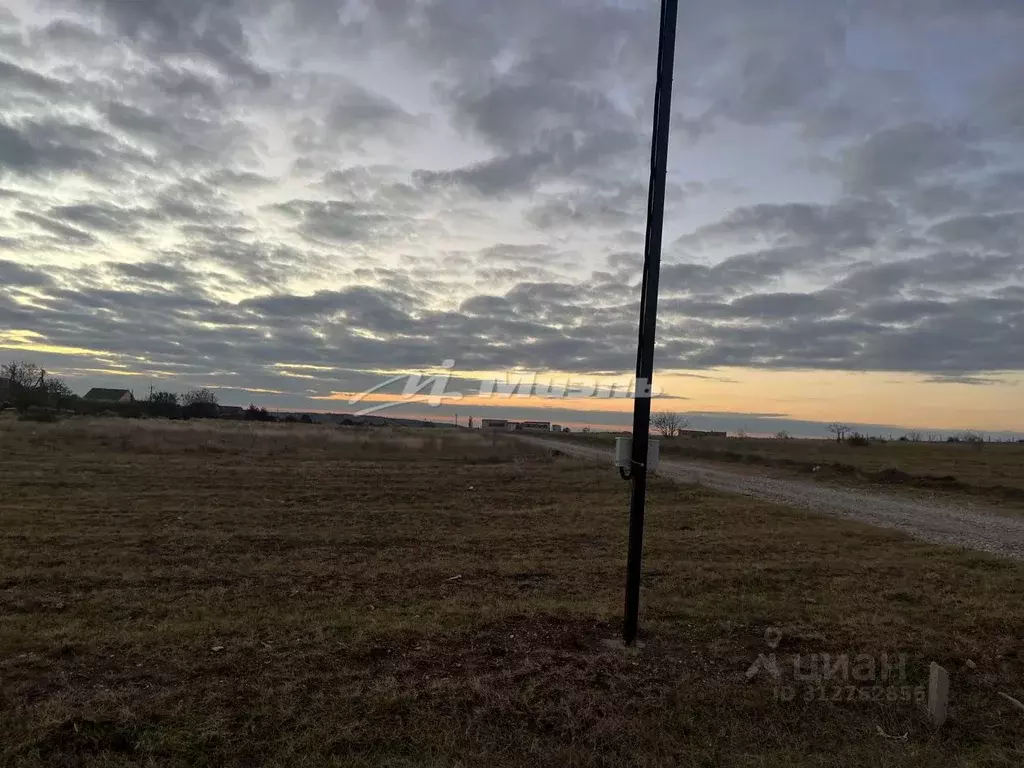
[520,436,1024,561]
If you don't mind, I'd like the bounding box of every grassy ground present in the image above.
[1,418,1022,767]
[553,431,1024,509]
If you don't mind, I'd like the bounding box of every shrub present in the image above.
[183,388,219,419]
[245,404,275,422]
[147,392,181,419]
[847,432,870,447]
[19,407,58,423]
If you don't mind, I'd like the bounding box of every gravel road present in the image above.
[520,436,1024,561]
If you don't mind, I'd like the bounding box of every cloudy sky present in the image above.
[1,0,1023,435]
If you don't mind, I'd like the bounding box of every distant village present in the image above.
[7,363,1013,442]
[480,419,571,433]
[0,363,453,428]
[1,364,588,430]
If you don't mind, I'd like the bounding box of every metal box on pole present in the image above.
[615,437,632,469]
[613,437,660,473]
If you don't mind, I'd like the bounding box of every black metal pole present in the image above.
[623,0,679,647]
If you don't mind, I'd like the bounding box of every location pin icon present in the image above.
[765,627,782,649]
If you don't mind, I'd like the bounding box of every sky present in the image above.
[1,0,1023,437]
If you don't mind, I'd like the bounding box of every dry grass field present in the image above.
[557,432,1024,508]
[1,418,1023,767]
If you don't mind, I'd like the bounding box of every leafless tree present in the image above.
[183,388,219,419]
[652,411,690,438]
[42,378,76,410]
[775,430,791,440]
[904,430,922,442]
[827,423,852,443]
[183,388,218,406]
[2,361,42,388]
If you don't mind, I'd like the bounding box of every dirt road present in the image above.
[520,436,1024,561]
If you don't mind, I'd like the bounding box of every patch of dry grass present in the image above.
[1,419,1022,766]
[557,431,1024,509]
[0,417,522,462]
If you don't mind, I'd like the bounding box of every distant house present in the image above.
[521,421,552,432]
[83,388,135,404]
[218,405,245,420]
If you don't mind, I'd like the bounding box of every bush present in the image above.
[19,407,59,423]
[146,392,181,419]
[245,404,275,422]
[847,432,870,447]
[182,388,219,420]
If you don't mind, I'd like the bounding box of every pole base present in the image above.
[602,638,647,655]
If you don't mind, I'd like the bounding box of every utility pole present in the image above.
[624,0,680,647]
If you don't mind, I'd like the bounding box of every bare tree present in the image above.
[183,388,218,406]
[652,411,690,438]
[904,430,922,442]
[2,361,75,411]
[42,378,76,410]
[147,391,180,419]
[775,430,791,440]
[827,423,852,443]
[2,361,42,389]
[183,388,219,419]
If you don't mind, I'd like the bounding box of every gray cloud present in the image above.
[0,119,103,176]
[38,19,101,45]
[525,181,654,231]
[75,0,270,87]
[679,198,898,253]
[0,258,53,287]
[0,57,67,96]
[1,0,1023,414]
[415,151,551,197]
[15,211,96,245]
[451,78,633,153]
[326,82,418,136]
[50,203,157,235]
[842,123,987,193]
[271,199,394,245]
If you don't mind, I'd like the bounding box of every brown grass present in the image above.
[1,419,1022,766]
[556,431,1024,510]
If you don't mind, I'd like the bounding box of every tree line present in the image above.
[1,360,307,423]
